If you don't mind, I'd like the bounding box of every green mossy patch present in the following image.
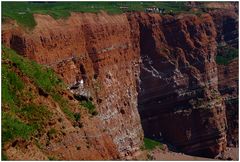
[216,45,238,65]
[143,138,163,150]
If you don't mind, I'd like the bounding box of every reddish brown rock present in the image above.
[2,12,144,159]
[209,9,238,48]
[218,59,238,147]
[127,12,227,157]
[2,11,234,159]
[1,52,120,160]
[209,7,238,147]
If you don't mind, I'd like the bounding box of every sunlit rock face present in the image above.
[2,13,144,159]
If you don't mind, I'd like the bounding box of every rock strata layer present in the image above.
[127,13,227,157]
[209,8,239,147]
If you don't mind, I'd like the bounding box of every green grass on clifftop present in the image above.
[2,2,189,29]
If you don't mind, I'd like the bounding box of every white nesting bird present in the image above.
[80,79,84,85]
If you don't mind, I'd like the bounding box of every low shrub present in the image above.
[81,100,98,116]
[216,45,238,65]
[143,138,163,150]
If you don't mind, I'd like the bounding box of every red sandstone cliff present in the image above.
[209,8,239,147]
[2,12,144,159]
[2,11,237,159]
[127,12,227,157]
[218,59,238,147]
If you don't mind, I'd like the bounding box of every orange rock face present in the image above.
[2,11,236,159]
[3,12,144,159]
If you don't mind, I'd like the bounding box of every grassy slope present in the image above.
[2,47,99,160]
[2,47,80,152]
[2,2,189,29]
[144,138,163,150]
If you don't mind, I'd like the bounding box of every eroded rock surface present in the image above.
[218,59,238,147]
[128,13,227,157]
[209,8,239,147]
[3,13,144,159]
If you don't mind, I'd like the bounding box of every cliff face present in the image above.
[209,9,239,147]
[2,11,234,159]
[218,59,238,147]
[127,13,227,157]
[2,13,143,159]
[2,47,120,160]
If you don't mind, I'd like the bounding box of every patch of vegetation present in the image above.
[2,152,8,161]
[74,113,81,122]
[48,156,57,160]
[18,104,52,130]
[2,47,63,93]
[52,93,76,121]
[47,128,57,138]
[2,2,190,29]
[2,113,36,143]
[3,46,76,121]
[216,45,238,65]
[81,100,98,116]
[143,138,163,150]
[2,46,78,144]
[2,64,24,107]
[195,11,205,16]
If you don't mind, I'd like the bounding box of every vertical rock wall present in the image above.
[209,9,239,147]
[127,13,227,157]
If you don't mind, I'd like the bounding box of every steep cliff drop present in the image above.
[211,10,239,147]
[128,13,227,157]
[185,3,239,150]
[2,10,237,160]
[218,59,238,147]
